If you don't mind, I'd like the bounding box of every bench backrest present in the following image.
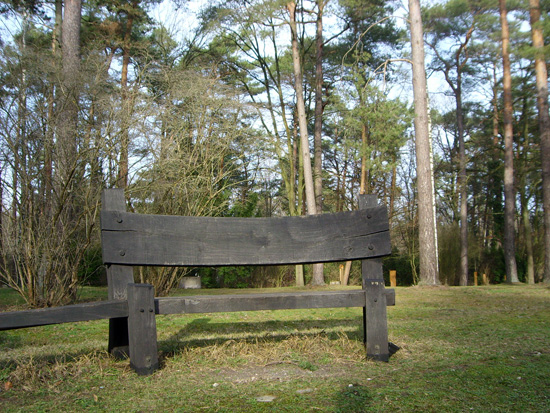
[101,204,390,267]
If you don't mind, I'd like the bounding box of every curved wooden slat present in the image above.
[101,207,390,266]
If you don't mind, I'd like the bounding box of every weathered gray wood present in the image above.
[0,290,395,332]
[363,272,389,361]
[156,289,395,315]
[0,300,128,331]
[102,189,134,357]
[101,207,391,267]
[359,194,390,361]
[127,283,158,376]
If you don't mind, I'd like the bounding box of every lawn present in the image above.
[1,284,549,412]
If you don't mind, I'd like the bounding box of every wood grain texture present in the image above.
[364,278,389,361]
[127,284,158,376]
[0,300,128,331]
[102,189,134,356]
[101,207,390,267]
[0,289,394,331]
[359,195,390,361]
[156,289,394,315]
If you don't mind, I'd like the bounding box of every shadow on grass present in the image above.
[158,316,365,356]
[0,331,22,348]
[0,316,366,376]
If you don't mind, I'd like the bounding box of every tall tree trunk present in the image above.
[520,191,535,284]
[59,0,81,192]
[487,64,501,249]
[499,0,519,283]
[529,0,550,284]
[360,123,369,194]
[457,76,468,286]
[390,157,397,227]
[409,0,439,285]
[0,166,3,269]
[288,1,323,285]
[312,0,325,285]
[313,0,324,212]
[45,0,62,217]
[293,111,305,286]
[117,0,139,189]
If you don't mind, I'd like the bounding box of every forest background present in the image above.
[0,0,549,307]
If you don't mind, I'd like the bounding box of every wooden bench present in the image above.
[0,188,396,376]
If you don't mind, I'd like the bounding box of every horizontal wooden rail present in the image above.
[101,208,391,267]
[0,289,394,331]
[0,300,128,331]
[156,290,395,315]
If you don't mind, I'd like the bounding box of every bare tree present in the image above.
[409,0,439,285]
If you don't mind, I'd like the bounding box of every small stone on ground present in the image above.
[256,395,276,402]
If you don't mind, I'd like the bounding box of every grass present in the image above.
[1,284,549,411]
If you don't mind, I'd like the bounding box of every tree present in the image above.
[58,0,81,190]
[131,64,256,294]
[287,1,324,285]
[424,0,480,285]
[409,0,439,285]
[499,0,519,283]
[313,0,325,213]
[0,1,104,306]
[529,0,550,284]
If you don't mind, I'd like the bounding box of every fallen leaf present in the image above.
[4,381,13,391]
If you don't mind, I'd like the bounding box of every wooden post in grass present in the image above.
[102,189,134,358]
[390,270,397,287]
[359,194,389,362]
[127,283,158,375]
[474,272,478,286]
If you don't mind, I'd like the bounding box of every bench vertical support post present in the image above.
[127,283,159,375]
[359,194,389,362]
[102,189,134,358]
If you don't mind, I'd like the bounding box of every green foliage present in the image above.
[215,266,255,289]
[438,223,462,285]
[198,265,296,289]
[77,245,106,287]
[383,251,416,286]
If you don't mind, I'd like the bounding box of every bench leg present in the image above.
[362,258,390,362]
[107,264,134,358]
[127,283,159,375]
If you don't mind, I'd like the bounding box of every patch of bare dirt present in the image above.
[215,362,360,384]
